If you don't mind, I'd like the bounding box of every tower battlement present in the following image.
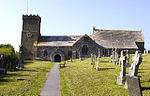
[23,14,41,22]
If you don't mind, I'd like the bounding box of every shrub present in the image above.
[0,44,18,71]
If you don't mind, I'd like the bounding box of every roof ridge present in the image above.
[95,29,141,32]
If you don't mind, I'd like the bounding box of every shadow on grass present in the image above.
[98,68,115,71]
[0,73,30,79]
[0,79,15,82]
[142,87,150,91]
[23,61,34,65]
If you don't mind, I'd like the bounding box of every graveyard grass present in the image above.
[59,54,150,96]
[0,60,54,96]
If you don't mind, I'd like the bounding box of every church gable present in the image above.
[72,34,101,58]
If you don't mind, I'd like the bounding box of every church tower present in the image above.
[21,14,41,59]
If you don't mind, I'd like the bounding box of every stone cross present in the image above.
[129,51,142,76]
[117,50,127,85]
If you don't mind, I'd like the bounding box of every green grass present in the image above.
[0,60,54,96]
[59,54,150,96]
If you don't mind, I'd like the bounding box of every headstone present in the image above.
[126,50,130,67]
[117,50,127,85]
[17,45,24,70]
[93,54,96,70]
[90,53,94,65]
[96,62,99,71]
[126,74,142,96]
[125,51,142,89]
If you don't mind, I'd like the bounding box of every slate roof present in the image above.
[93,29,144,49]
[37,35,82,46]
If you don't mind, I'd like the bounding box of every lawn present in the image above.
[0,60,54,96]
[59,54,150,96]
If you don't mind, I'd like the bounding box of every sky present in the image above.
[0,0,150,51]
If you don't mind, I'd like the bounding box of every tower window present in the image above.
[82,45,88,55]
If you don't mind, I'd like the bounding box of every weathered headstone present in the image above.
[126,74,142,96]
[17,45,24,70]
[124,51,142,89]
[90,53,94,65]
[96,61,99,71]
[117,50,126,85]
[93,54,96,70]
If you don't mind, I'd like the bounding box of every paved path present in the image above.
[40,63,60,96]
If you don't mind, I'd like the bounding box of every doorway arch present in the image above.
[54,54,61,62]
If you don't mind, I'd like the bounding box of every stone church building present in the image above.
[21,14,144,62]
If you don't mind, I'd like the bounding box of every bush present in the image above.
[0,44,18,71]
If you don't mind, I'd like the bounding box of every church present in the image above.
[21,14,144,62]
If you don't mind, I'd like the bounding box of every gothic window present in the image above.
[84,37,88,42]
[43,50,48,57]
[82,45,88,55]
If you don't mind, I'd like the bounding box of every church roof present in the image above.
[37,35,82,46]
[93,29,144,49]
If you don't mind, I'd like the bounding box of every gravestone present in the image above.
[0,54,7,75]
[126,50,130,67]
[96,61,99,71]
[17,45,24,70]
[90,53,94,65]
[93,54,96,70]
[117,50,127,85]
[125,51,142,90]
[126,74,142,96]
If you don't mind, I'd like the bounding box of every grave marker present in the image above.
[117,50,126,85]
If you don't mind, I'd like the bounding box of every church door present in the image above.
[54,54,61,62]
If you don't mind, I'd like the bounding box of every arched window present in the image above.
[82,45,88,55]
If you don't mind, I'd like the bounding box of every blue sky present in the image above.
[0,0,149,51]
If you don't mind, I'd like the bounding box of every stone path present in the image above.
[40,63,60,96]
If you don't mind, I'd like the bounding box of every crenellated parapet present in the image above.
[23,14,41,22]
